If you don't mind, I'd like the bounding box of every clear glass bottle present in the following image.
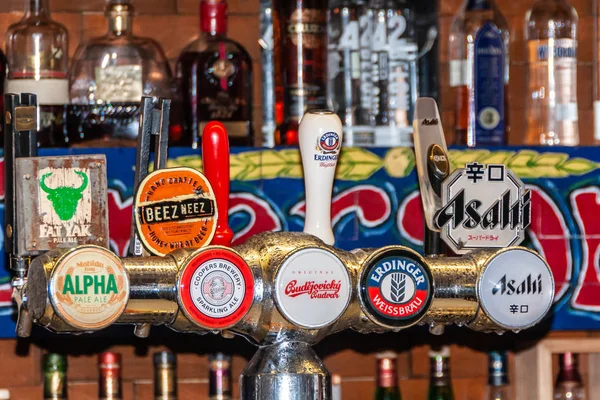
[6,0,69,147]
[449,0,509,147]
[260,0,276,147]
[525,0,579,146]
[374,352,402,400]
[43,353,68,400]
[208,353,232,400]
[69,0,172,146]
[176,0,253,148]
[427,347,454,400]
[486,351,510,400]
[554,353,586,400]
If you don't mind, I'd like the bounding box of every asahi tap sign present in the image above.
[274,248,351,329]
[178,247,254,329]
[15,156,109,254]
[49,246,129,330]
[435,163,532,254]
[478,248,554,329]
[134,167,217,256]
[360,248,432,329]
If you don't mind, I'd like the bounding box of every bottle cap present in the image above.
[153,351,176,367]
[488,351,508,386]
[43,353,67,371]
[375,351,397,360]
[98,352,122,367]
[429,346,450,358]
[209,353,231,370]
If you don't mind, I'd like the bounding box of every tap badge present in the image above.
[49,246,129,330]
[134,167,217,256]
[319,132,340,153]
[275,248,351,329]
[178,247,254,329]
[360,249,432,328]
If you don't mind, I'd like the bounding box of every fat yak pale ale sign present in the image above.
[16,156,109,255]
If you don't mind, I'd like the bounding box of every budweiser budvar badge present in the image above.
[49,246,129,330]
[274,248,351,329]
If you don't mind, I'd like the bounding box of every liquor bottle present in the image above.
[369,0,418,146]
[43,353,68,400]
[177,0,253,148]
[554,353,586,400]
[525,0,579,146]
[449,0,509,147]
[209,353,232,400]
[332,373,342,400]
[486,351,509,400]
[0,50,6,147]
[427,347,454,400]
[260,0,276,147]
[409,0,439,101]
[154,351,177,400]
[273,0,328,145]
[98,352,123,400]
[69,0,172,146]
[374,352,401,400]
[5,0,69,147]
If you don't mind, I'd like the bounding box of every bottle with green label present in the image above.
[427,347,454,400]
[374,352,401,400]
[43,353,68,400]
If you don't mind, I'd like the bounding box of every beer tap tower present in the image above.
[5,95,555,400]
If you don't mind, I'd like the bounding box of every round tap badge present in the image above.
[134,167,217,256]
[319,132,340,153]
[49,246,129,330]
[360,249,432,329]
[179,247,254,329]
[274,248,351,329]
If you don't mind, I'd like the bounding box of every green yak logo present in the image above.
[40,170,88,221]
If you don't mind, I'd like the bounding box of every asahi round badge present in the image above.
[360,249,432,329]
[478,248,554,330]
[135,167,217,256]
[49,246,129,330]
[179,247,254,329]
[274,248,351,329]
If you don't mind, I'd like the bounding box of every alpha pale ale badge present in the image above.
[274,248,351,329]
[178,247,254,329]
[135,167,217,256]
[360,248,432,329]
[49,246,129,330]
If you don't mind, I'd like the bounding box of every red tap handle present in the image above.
[202,121,234,247]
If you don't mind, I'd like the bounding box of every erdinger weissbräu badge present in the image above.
[134,167,217,256]
[49,246,129,330]
[178,247,254,329]
[360,248,432,329]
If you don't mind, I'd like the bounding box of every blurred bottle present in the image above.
[370,0,418,146]
[427,347,454,400]
[332,373,342,400]
[69,0,172,147]
[273,0,328,145]
[177,0,253,148]
[260,0,276,147]
[6,0,69,147]
[209,353,232,400]
[0,50,6,147]
[43,353,68,400]
[409,0,439,102]
[525,0,579,146]
[449,0,509,147]
[98,352,123,400]
[554,353,586,400]
[486,351,509,400]
[374,352,401,400]
[154,351,177,400]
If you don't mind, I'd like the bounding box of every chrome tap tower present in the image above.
[6,95,555,400]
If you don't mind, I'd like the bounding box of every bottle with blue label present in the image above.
[449,0,509,147]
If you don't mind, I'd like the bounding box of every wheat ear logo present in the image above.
[39,170,88,221]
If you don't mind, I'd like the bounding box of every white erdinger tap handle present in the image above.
[299,110,343,245]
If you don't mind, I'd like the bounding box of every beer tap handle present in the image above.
[298,110,343,246]
[202,121,233,247]
[413,98,450,256]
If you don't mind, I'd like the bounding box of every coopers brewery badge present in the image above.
[274,248,351,329]
[135,167,217,256]
[49,246,129,330]
[178,247,254,329]
[360,249,432,328]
